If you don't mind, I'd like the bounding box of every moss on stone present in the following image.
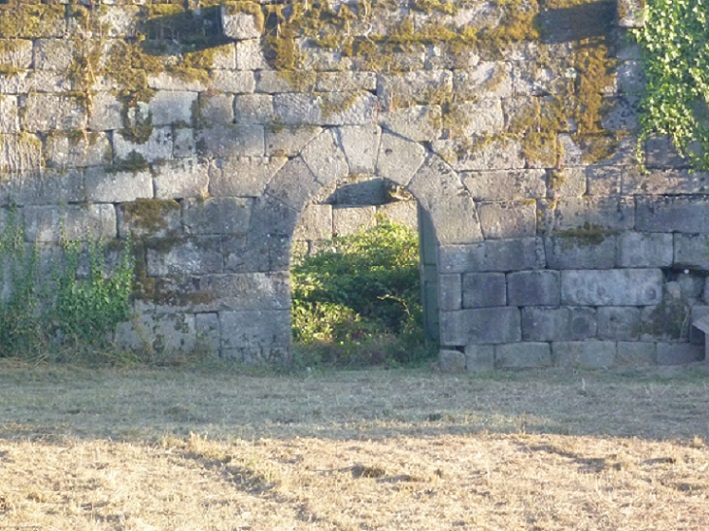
[121,198,180,234]
[0,4,65,39]
[556,222,616,246]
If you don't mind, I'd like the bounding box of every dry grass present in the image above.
[0,359,708,529]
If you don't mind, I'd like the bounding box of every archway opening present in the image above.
[290,175,439,367]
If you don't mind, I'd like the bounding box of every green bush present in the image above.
[0,210,134,361]
[291,217,432,367]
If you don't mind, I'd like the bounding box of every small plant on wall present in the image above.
[0,210,134,362]
[291,217,431,368]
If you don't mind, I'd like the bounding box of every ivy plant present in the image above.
[634,0,709,169]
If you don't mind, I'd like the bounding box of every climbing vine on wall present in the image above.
[634,0,709,169]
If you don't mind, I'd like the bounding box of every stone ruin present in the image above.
[0,0,707,369]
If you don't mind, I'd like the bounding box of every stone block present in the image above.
[234,94,274,124]
[495,343,552,369]
[463,169,546,201]
[301,129,349,185]
[623,168,709,195]
[545,234,617,269]
[377,70,452,109]
[273,92,376,126]
[585,165,625,196]
[465,344,495,372]
[440,307,521,346]
[617,61,645,94]
[22,94,87,131]
[617,232,673,267]
[265,125,321,157]
[377,201,418,229]
[552,341,617,369]
[115,311,196,354]
[153,158,209,199]
[24,204,116,243]
[554,197,635,231]
[453,62,513,99]
[85,167,153,203]
[338,125,381,175]
[656,343,703,365]
[219,310,291,350]
[256,70,300,93]
[196,125,264,158]
[376,132,426,186]
[173,128,196,158]
[674,234,709,269]
[639,299,691,342]
[636,196,709,233]
[265,156,320,211]
[1,169,85,207]
[597,307,641,340]
[293,203,332,241]
[409,156,483,245]
[440,238,545,273]
[117,199,181,239]
[507,270,560,306]
[88,91,125,131]
[439,274,462,311]
[195,312,221,354]
[601,95,639,131]
[643,135,687,169]
[149,91,197,126]
[522,307,597,341]
[222,8,262,40]
[462,273,506,308]
[616,342,656,366]
[196,273,290,312]
[183,197,253,236]
[380,105,441,142]
[561,269,663,306]
[196,94,234,126]
[316,72,377,92]
[45,132,112,169]
[457,99,505,135]
[210,70,256,93]
[478,201,536,239]
[146,237,223,276]
[0,39,32,68]
[209,156,286,197]
[0,133,43,173]
[113,127,174,163]
[438,349,467,372]
[235,39,269,70]
[0,96,19,133]
[434,135,525,172]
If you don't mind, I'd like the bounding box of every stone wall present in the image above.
[0,0,706,367]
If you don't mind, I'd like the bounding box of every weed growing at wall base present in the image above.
[0,212,134,361]
[291,218,432,368]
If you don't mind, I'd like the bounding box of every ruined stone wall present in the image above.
[0,0,706,367]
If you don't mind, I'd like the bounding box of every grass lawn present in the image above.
[0,359,707,529]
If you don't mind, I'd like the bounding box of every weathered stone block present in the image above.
[293,203,332,241]
[674,234,709,269]
[219,310,291,350]
[196,125,264,158]
[507,270,560,307]
[338,125,381,175]
[117,199,181,239]
[639,299,691,341]
[22,94,87,131]
[522,307,597,341]
[440,307,521,345]
[438,349,467,372]
[545,234,617,269]
[45,133,112,169]
[24,204,116,242]
[115,311,196,354]
[183,197,253,235]
[197,273,290,311]
[332,206,375,235]
[462,272,506,308]
[265,156,320,211]
[380,105,441,142]
[597,307,641,340]
[376,132,426,186]
[561,269,663,306]
[222,8,262,40]
[552,341,617,369]
[173,128,196,158]
[154,158,209,199]
[377,201,418,228]
[434,136,525,172]
[234,94,274,124]
[211,70,256,93]
[642,135,687,169]
[1,169,85,206]
[465,344,495,372]
[316,72,377,92]
[265,125,321,157]
[209,156,286,197]
[656,343,703,365]
[617,232,673,267]
[0,39,32,68]
[454,62,513,99]
[113,127,174,163]
[301,129,349,185]
[235,39,269,70]
[478,201,536,239]
[623,168,709,195]
[149,91,198,126]
[616,342,656,366]
[463,169,546,201]
[439,274,462,311]
[496,343,552,369]
[195,312,221,353]
[636,196,709,233]
[554,197,635,231]
[440,238,545,273]
[0,96,19,133]
[273,92,376,126]
[0,133,43,173]
[85,167,152,203]
[88,91,124,131]
[377,70,452,109]
[458,99,505,135]
[146,237,223,276]
[196,94,234,126]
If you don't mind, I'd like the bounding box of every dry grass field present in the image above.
[0,359,708,530]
